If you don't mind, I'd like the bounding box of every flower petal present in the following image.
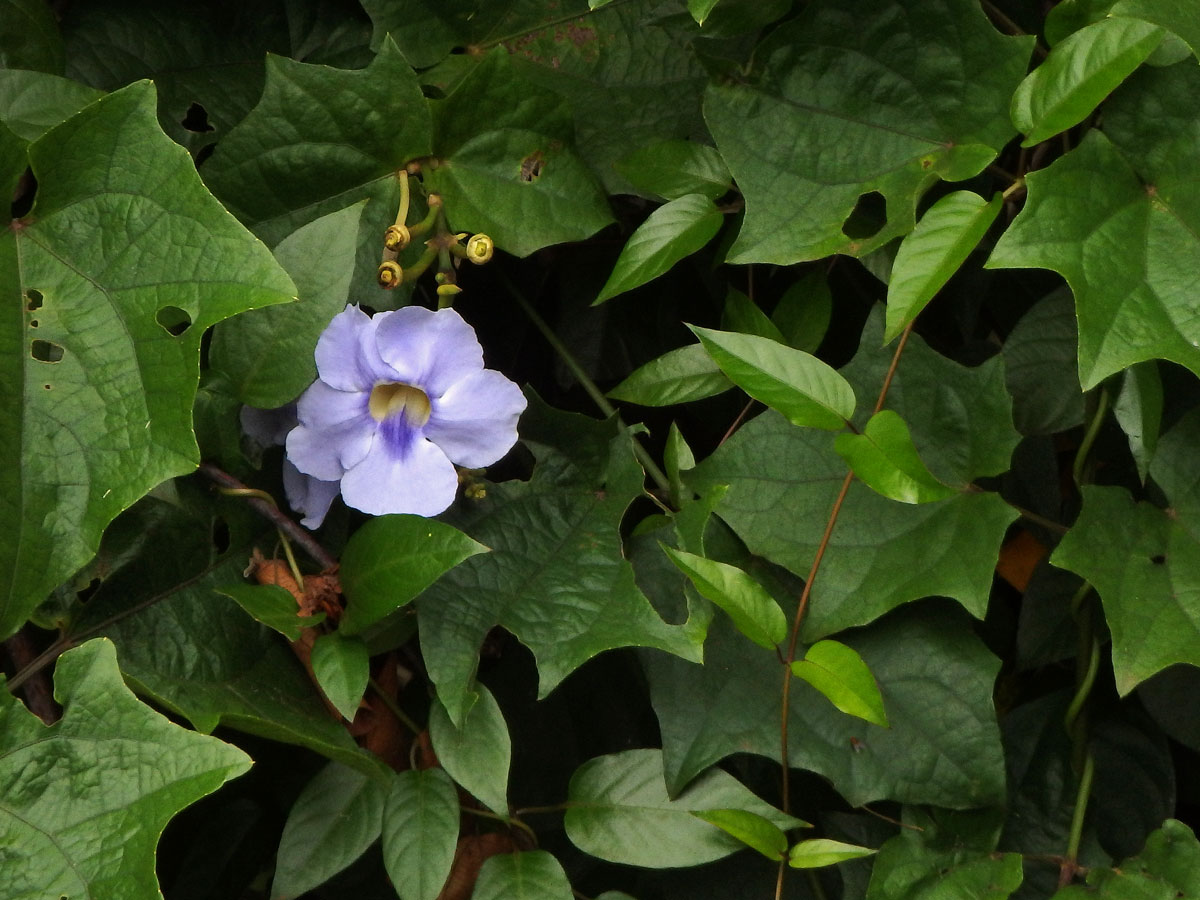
[288,382,376,479]
[373,306,484,396]
[425,369,527,467]
[340,435,460,517]
[283,462,340,530]
[314,305,393,391]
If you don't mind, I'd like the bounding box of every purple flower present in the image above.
[285,304,526,519]
[240,404,341,529]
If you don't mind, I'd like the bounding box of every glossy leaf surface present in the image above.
[791,639,889,727]
[662,546,787,649]
[1,639,251,900]
[0,82,294,640]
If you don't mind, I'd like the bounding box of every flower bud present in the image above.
[436,282,462,298]
[465,233,494,265]
[384,224,410,252]
[377,260,403,289]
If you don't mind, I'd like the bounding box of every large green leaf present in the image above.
[1011,17,1163,147]
[0,69,102,141]
[202,38,430,295]
[1052,819,1200,899]
[564,748,805,868]
[703,0,1031,264]
[272,762,385,900]
[338,514,489,637]
[690,326,857,431]
[311,632,370,721]
[381,768,460,900]
[867,808,1023,900]
[594,194,723,304]
[884,191,1001,342]
[429,683,511,816]
[424,50,613,257]
[0,82,295,640]
[0,0,62,73]
[1053,408,1200,694]
[616,140,732,201]
[1003,288,1085,436]
[689,413,1014,639]
[99,553,386,780]
[0,639,251,900]
[210,202,363,408]
[474,851,574,900]
[642,602,1007,805]
[417,401,706,724]
[989,63,1200,389]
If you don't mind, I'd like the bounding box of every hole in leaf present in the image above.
[212,516,231,554]
[31,339,64,362]
[181,102,215,133]
[29,319,38,328]
[156,306,192,336]
[841,191,887,240]
[519,150,545,182]
[25,289,43,311]
[43,383,51,390]
[1151,554,1167,565]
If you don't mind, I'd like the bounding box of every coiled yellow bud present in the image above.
[465,233,494,265]
[384,224,410,252]
[377,260,403,289]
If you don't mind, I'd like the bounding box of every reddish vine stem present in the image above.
[778,325,914,815]
[197,463,337,570]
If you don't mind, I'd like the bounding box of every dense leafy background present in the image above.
[4,1,1200,899]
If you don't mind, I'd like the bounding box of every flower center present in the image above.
[368,382,431,427]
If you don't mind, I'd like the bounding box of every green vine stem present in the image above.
[504,273,673,496]
[1058,386,1112,886]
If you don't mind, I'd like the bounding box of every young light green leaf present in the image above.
[690,808,789,860]
[272,763,384,900]
[1055,819,1200,897]
[429,684,511,816]
[1,81,295,641]
[1011,17,1163,147]
[661,545,787,649]
[594,194,723,304]
[723,288,786,343]
[215,583,322,642]
[1114,362,1162,483]
[607,344,732,407]
[339,515,488,636]
[565,748,806,868]
[834,410,957,505]
[790,640,889,727]
[382,768,460,900]
[788,838,876,868]
[772,271,832,353]
[688,0,722,26]
[311,633,370,721]
[884,191,1002,343]
[1,639,251,900]
[474,851,574,900]
[665,423,697,509]
[616,139,731,201]
[689,326,856,430]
